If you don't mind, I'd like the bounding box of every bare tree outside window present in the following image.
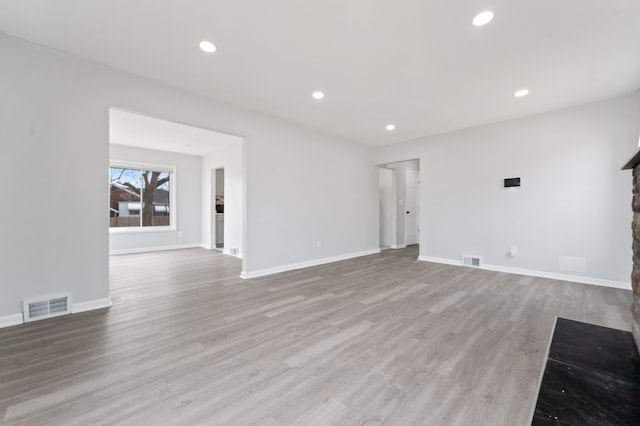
[109,166,171,228]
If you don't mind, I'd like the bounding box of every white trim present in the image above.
[223,248,243,259]
[0,314,24,329]
[109,243,203,255]
[418,255,461,266]
[240,249,381,279]
[418,256,630,290]
[480,264,629,290]
[110,159,175,174]
[72,297,113,314]
[109,160,177,231]
[390,244,406,249]
[0,298,112,329]
[109,226,176,234]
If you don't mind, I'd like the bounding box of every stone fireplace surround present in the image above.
[622,150,640,353]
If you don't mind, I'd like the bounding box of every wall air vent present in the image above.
[23,293,72,323]
[462,255,482,268]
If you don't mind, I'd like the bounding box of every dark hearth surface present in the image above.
[532,318,640,425]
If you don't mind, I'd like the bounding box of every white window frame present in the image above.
[109,160,177,233]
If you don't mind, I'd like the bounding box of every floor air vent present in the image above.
[462,255,482,268]
[23,293,71,322]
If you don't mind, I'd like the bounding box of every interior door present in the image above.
[405,170,419,245]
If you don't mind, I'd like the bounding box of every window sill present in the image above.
[109,226,177,234]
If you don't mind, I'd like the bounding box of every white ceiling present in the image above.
[1,0,639,146]
[109,109,241,156]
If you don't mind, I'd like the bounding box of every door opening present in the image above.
[405,169,419,246]
[377,159,420,250]
[213,168,225,250]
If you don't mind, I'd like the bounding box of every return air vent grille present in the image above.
[23,294,71,322]
[462,255,482,268]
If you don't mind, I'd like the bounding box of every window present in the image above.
[109,162,175,230]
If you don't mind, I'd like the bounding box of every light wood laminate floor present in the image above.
[0,247,633,425]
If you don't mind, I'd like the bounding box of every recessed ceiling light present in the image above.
[514,89,530,98]
[199,41,217,53]
[312,91,325,100]
[386,124,396,131]
[473,11,494,26]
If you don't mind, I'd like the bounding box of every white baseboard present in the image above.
[72,297,113,314]
[418,256,630,290]
[418,256,461,266]
[0,313,24,329]
[240,248,381,279]
[390,244,407,249]
[109,243,203,255]
[0,297,112,329]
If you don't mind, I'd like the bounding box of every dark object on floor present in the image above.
[532,318,640,425]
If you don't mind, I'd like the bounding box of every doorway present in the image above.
[378,159,420,249]
[213,168,225,250]
[405,169,419,245]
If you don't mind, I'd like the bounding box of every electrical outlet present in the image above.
[316,241,321,248]
[510,246,518,257]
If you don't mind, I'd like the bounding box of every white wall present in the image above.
[0,33,379,322]
[201,143,243,255]
[374,93,640,285]
[243,126,380,274]
[109,144,201,253]
[379,168,395,247]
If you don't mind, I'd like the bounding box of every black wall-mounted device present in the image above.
[504,177,521,188]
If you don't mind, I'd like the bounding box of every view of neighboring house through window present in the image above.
[109,163,173,229]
